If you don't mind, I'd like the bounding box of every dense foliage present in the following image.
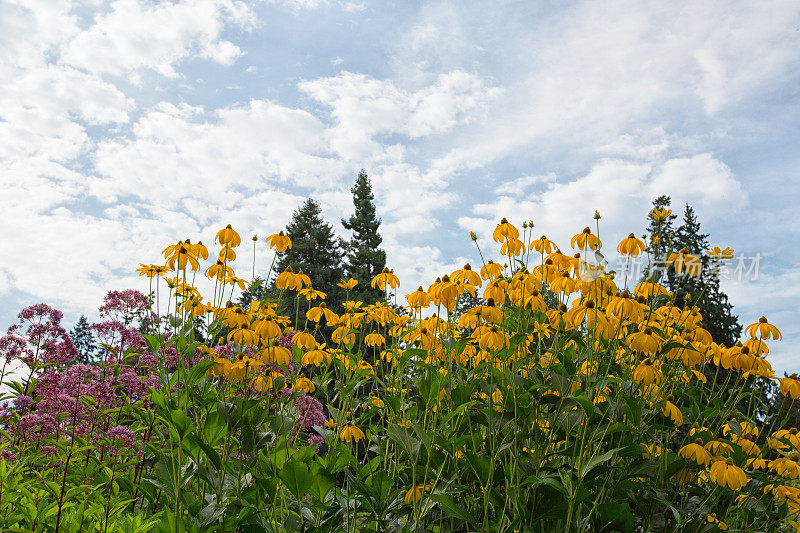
[341,170,387,305]
[0,211,796,532]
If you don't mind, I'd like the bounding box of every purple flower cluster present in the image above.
[92,290,153,360]
[290,394,327,449]
[0,292,159,462]
[1,303,77,368]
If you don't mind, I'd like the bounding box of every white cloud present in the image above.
[91,99,337,206]
[459,155,745,253]
[61,0,254,80]
[647,153,747,214]
[724,268,800,375]
[268,0,366,12]
[299,70,499,160]
[400,1,800,179]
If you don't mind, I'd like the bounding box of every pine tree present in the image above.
[69,315,97,364]
[274,199,346,311]
[341,170,386,305]
[647,202,767,419]
[668,204,742,346]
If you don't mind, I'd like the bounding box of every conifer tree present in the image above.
[69,315,97,364]
[668,204,742,346]
[274,199,346,311]
[341,170,386,305]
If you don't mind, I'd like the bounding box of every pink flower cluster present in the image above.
[0,292,159,462]
[1,303,77,369]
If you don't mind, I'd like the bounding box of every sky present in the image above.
[1,0,799,372]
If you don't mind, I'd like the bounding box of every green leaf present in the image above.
[279,461,313,503]
[579,447,623,480]
[464,452,491,488]
[185,360,216,387]
[429,493,478,527]
[596,502,635,533]
[185,434,221,470]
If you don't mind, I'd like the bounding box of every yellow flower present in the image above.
[163,242,200,271]
[226,358,258,380]
[492,218,519,243]
[480,260,504,280]
[666,248,702,277]
[570,227,602,251]
[275,267,305,291]
[292,330,317,350]
[218,244,236,262]
[339,425,365,443]
[136,263,169,278]
[293,376,315,394]
[368,392,385,409]
[663,396,683,426]
[478,326,507,350]
[210,357,232,378]
[627,328,661,355]
[365,332,385,347]
[306,302,339,324]
[607,291,645,322]
[650,208,672,222]
[298,288,326,301]
[501,237,524,257]
[265,231,292,252]
[215,224,241,247]
[258,342,293,365]
[530,235,556,254]
[745,316,782,340]
[337,278,358,290]
[301,347,330,366]
[405,286,431,309]
[616,233,646,257]
[679,439,712,466]
[705,246,734,260]
[404,485,432,504]
[371,268,400,290]
[253,318,282,341]
[549,271,579,295]
[224,276,247,290]
[633,360,662,386]
[780,375,800,399]
[186,240,209,260]
[633,281,668,299]
[706,514,728,530]
[709,460,747,491]
[228,326,258,345]
[451,264,482,288]
[357,360,375,375]
[206,260,234,281]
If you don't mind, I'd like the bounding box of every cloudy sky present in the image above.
[2,0,799,371]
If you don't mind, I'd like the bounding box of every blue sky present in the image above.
[1,0,799,372]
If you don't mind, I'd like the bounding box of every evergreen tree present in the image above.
[341,170,386,305]
[274,199,346,311]
[69,315,97,364]
[645,201,767,420]
[668,204,742,346]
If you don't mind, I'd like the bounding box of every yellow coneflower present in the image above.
[339,425,365,443]
[215,224,241,247]
[265,231,292,252]
[617,233,646,256]
[570,227,602,251]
